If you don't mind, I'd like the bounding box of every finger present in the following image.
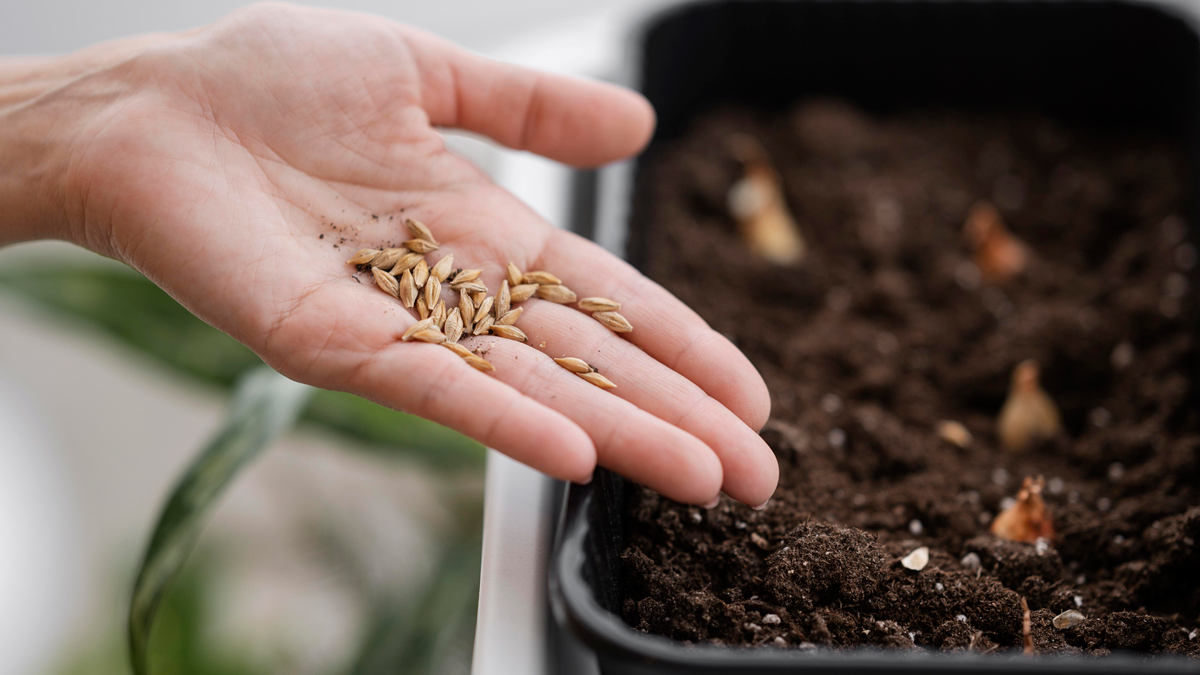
[461,336,724,505]
[512,299,778,507]
[405,29,655,167]
[536,228,772,431]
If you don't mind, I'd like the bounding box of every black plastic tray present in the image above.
[549,1,1200,674]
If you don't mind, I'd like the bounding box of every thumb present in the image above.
[405,29,656,167]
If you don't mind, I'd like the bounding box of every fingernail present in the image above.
[574,472,593,485]
[752,499,770,511]
[703,495,721,509]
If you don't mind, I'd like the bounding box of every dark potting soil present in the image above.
[619,101,1200,657]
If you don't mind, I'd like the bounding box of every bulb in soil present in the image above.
[963,201,1029,283]
[1052,610,1085,630]
[726,134,806,265]
[990,476,1055,544]
[998,360,1062,452]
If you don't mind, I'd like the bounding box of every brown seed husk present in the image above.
[402,318,436,341]
[592,311,632,333]
[450,269,482,285]
[510,284,538,303]
[522,271,561,285]
[412,259,430,288]
[458,291,475,333]
[347,248,381,265]
[495,280,511,317]
[496,308,522,326]
[444,308,464,343]
[537,284,577,304]
[490,324,527,342]
[442,342,473,358]
[424,276,441,309]
[579,297,620,312]
[410,328,447,344]
[432,300,447,330]
[554,357,592,374]
[474,297,494,325]
[417,296,431,319]
[372,247,406,270]
[470,289,487,307]
[578,371,616,390]
[464,355,495,372]
[473,315,495,336]
[404,238,439,254]
[506,262,523,287]
[372,267,400,299]
[399,269,418,307]
[452,281,487,295]
[389,251,424,275]
[405,218,438,246]
[430,255,454,283]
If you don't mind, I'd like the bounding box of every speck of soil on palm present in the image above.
[620,102,1200,657]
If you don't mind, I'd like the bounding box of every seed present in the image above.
[496,280,511,317]
[372,267,399,299]
[433,300,447,330]
[444,308,464,343]
[496,308,522,326]
[472,315,495,336]
[506,262,523,287]
[523,271,561,285]
[1052,610,1085,630]
[404,238,438,254]
[417,296,430,319]
[578,371,616,390]
[510,283,538,302]
[402,318,436,341]
[554,357,593,374]
[537,284,577,304]
[430,254,454,283]
[399,269,418,307]
[410,328,447,344]
[475,296,494,324]
[490,324,527,342]
[900,546,929,571]
[424,276,441,309]
[464,355,495,372]
[405,218,438,246]
[442,342,473,358]
[470,289,487,307]
[412,259,429,288]
[452,281,487,295]
[389,251,424,275]
[579,297,620,312]
[991,476,1055,543]
[458,291,475,333]
[750,533,770,550]
[372,247,406,270]
[347,248,381,265]
[998,360,1062,452]
[450,269,482,285]
[592,310,632,333]
[936,420,973,449]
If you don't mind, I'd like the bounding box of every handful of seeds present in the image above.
[347,218,634,389]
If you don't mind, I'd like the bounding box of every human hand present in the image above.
[0,3,777,507]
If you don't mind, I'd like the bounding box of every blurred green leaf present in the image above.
[0,265,484,467]
[129,367,313,675]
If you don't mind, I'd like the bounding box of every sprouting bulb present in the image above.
[991,476,1055,544]
[998,359,1062,452]
[726,134,807,265]
[964,201,1029,284]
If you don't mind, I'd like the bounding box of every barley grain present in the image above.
[412,259,429,288]
[389,251,424,275]
[372,247,406,270]
[490,324,527,342]
[398,269,418,307]
[432,300,447,330]
[496,280,510,317]
[444,308,464,343]
[537,284,577,304]
[452,281,487,295]
[410,328,447,344]
[417,296,430,319]
[510,284,538,302]
[464,355,495,372]
[405,218,438,246]
[474,296,494,324]
[372,267,400,298]
[579,297,620,312]
[496,308,522,326]
[404,238,438,254]
[458,291,475,333]
[470,289,487,307]
[554,357,592,374]
[442,342,473,358]
[424,275,441,308]
[430,254,454,283]
[578,371,616,390]
[522,271,560,285]
[347,248,381,265]
[506,262,523,287]
[473,315,495,336]
[402,318,436,341]
[592,311,632,333]
[450,269,482,285]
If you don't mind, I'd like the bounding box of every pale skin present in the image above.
[0,3,778,507]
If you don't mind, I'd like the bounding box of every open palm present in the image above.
[62,3,776,507]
